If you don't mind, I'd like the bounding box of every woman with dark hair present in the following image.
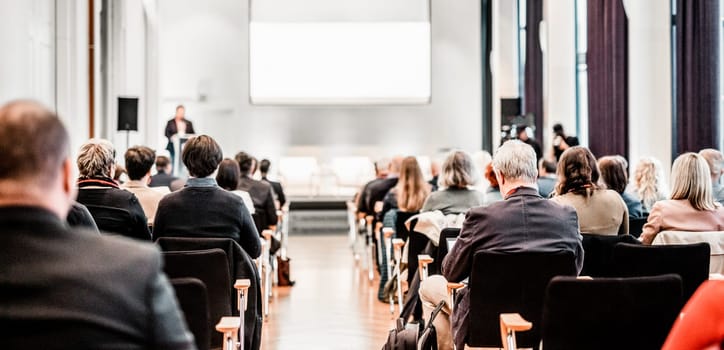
[551,146,628,235]
[598,155,643,217]
[216,158,255,215]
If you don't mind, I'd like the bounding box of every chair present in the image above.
[580,234,640,277]
[84,204,151,241]
[162,249,231,349]
[156,237,263,350]
[394,211,418,242]
[405,219,433,287]
[501,274,683,350]
[451,251,578,348]
[434,228,461,274]
[170,278,210,350]
[613,242,710,303]
[652,230,724,275]
[628,215,649,238]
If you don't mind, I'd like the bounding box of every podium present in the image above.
[172,133,195,177]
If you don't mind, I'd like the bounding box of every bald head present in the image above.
[0,101,70,187]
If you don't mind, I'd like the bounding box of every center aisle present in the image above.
[261,234,395,349]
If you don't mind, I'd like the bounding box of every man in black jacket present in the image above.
[235,151,278,232]
[0,100,195,349]
[259,158,286,208]
[154,135,261,258]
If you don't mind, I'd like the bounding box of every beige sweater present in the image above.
[640,199,724,244]
[551,189,628,235]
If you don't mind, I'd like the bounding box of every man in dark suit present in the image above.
[0,100,195,349]
[419,140,583,350]
[154,136,261,258]
[164,105,195,166]
[356,158,390,217]
[235,152,278,232]
[259,158,286,208]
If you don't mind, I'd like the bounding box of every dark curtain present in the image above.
[675,0,720,155]
[524,0,544,143]
[481,0,493,152]
[587,0,628,158]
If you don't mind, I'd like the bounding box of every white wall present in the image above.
[626,0,672,181]
[491,0,520,150]
[154,0,482,163]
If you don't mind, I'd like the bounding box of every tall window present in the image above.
[574,0,588,145]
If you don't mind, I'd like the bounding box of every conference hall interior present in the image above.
[2,0,724,349]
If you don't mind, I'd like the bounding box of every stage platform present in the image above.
[287,196,352,235]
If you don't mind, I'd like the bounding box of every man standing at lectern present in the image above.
[164,105,195,167]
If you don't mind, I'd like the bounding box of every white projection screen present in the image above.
[249,0,431,105]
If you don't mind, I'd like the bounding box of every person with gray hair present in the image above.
[0,100,195,349]
[420,150,485,215]
[699,148,724,204]
[75,139,151,241]
[418,140,583,350]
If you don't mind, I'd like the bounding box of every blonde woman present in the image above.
[380,156,431,217]
[632,157,668,214]
[640,153,724,245]
[421,150,485,215]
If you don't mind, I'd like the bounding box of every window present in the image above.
[574,0,588,145]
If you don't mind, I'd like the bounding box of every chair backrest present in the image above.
[467,250,578,347]
[162,249,231,349]
[542,275,682,350]
[436,228,461,265]
[394,211,418,242]
[170,277,210,350]
[581,234,640,277]
[613,242,710,303]
[406,223,432,286]
[156,237,263,350]
[84,204,150,241]
[628,215,649,238]
[652,230,724,275]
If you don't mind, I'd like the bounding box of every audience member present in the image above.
[380,156,431,221]
[471,150,492,192]
[75,139,151,241]
[419,140,583,350]
[235,151,278,231]
[356,158,390,216]
[66,201,99,233]
[112,164,127,185]
[367,156,404,221]
[421,150,484,215]
[662,280,724,350]
[552,123,580,161]
[259,158,286,208]
[482,162,502,206]
[216,158,256,215]
[537,158,557,198]
[122,146,165,225]
[551,146,628,235]
[516,125,542,161]
[632,157,668,214]
[149,155,180,190]
[154,136,261,258]
[640,152,724,245]
[598,155,643,217]
[0,100,194,349]
[699,148,724,205]
[429,160,441,192]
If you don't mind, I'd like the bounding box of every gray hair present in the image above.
[699,148,724,178]
[492,140,538,183]
[439,150,480,189]
[77,138,115,178]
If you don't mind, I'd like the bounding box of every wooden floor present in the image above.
[261,234,395,350]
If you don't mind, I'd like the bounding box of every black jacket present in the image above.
[262,177,286,208]
[76,177,151,241]
[0,206,195,350]
[238,176,278,230]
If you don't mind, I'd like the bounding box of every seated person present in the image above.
[482,163,502,206]
[66,201,99,233]
[640,152,724,244]
[0,100,194,349]
[154,135,261,258]
[356,158,391,217]
[421,150,485,215]
[632,157,668,214]
[419,140,583,350]
[259,158,286,208]
[598,155,643,217]
[122,146,166,225]
[551,146,628,235]
[216,158,255,215]
[149,155,180,190]
[75,139,151,241]
[537,158,557,198]
[235,151,278,231]
[699,148,724,205]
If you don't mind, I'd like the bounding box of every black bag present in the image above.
[382,318,423,350]
[418,300,446,350]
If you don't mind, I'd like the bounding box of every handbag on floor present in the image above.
[276,255,295,286]
[382,300,445,350]
[418,300,446,350]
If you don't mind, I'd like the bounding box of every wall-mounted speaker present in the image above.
[500,97,521,117]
